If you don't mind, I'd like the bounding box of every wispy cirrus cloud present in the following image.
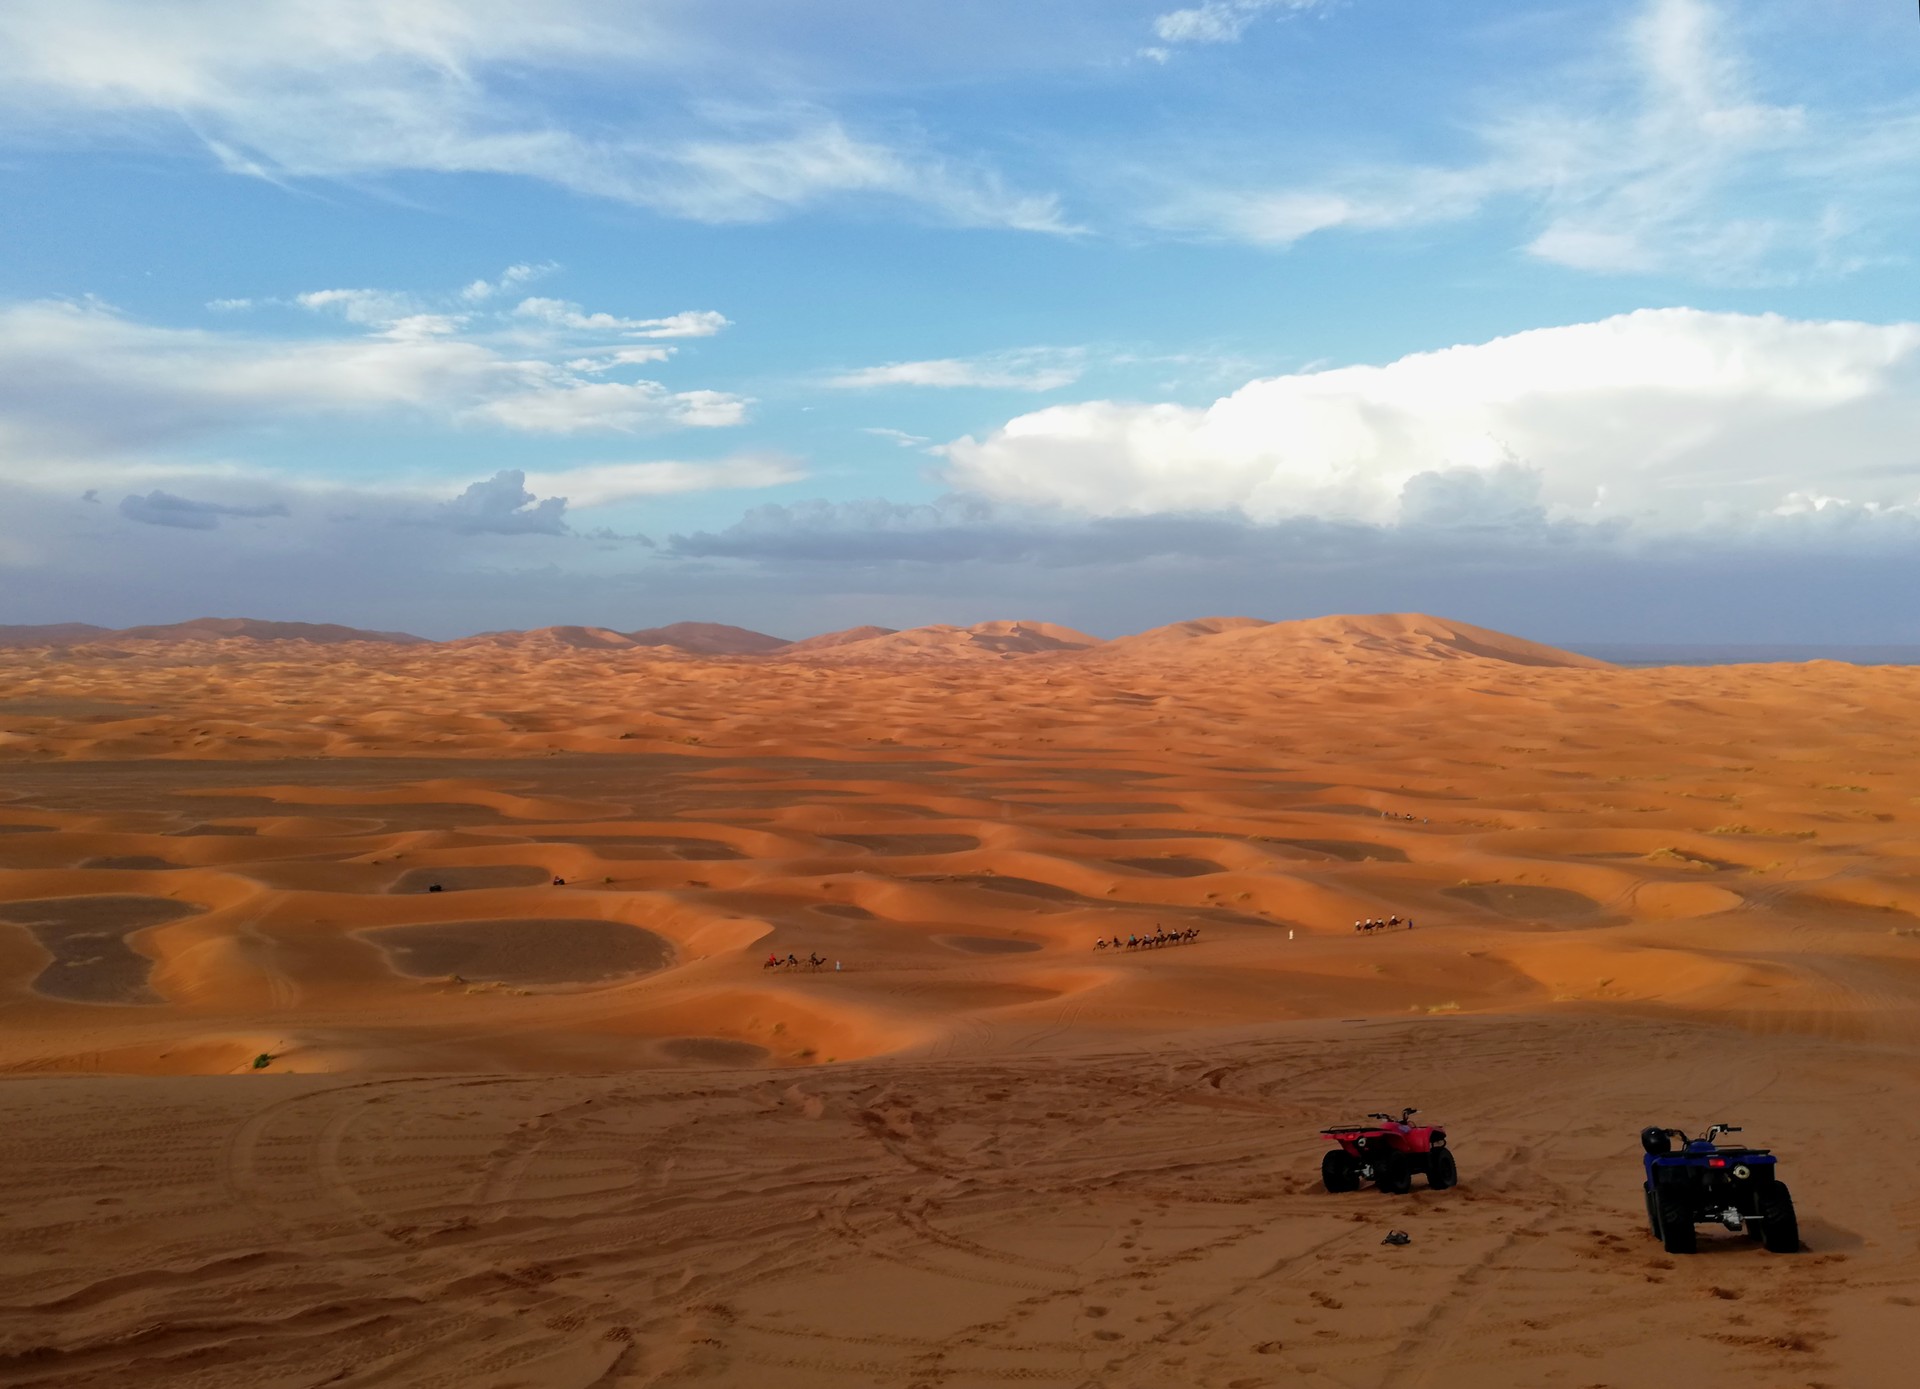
[0,2,1072,233]
[1147,0,1914,282]
[1152,1,1328,47]
[827,348,1085,392]
[512,300,729,338]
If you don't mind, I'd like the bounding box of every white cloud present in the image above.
[828,348,1085,392]
[459,262,557,303]
[1149,0,1905,283]
[564,347,675,372]
[469,380,747,434]
[863,427,933,449]
[523,455,806,507]
[1153,2,1323,47]
[0,3,1069,234]
[513,299,729,338]
[659,120,1074,232]
[628,310,731,339]
[940,309,1920,532]
[0,295,745,464]
[294,287,422,325]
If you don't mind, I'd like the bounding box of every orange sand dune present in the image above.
[2,613,1918,1386]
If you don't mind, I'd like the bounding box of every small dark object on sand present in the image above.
[1382,1229,1410,1245]
[251,1053,274,1070]
[427,883,443,893]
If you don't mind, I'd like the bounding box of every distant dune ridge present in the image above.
[623,621,792,655]
[795,619,1104,660]
[783,624,900,651]
[1107,612,1612,670]
[0,611,1609,667]
[0,618,424,648]
[453,623,788,654]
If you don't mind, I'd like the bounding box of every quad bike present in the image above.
[1320,1108,1457,1194]
[1641,1124,1799,1254]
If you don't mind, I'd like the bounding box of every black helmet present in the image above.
[1640,1126,1674,1155]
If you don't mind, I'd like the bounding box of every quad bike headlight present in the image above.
[1732,1164,1751,1179]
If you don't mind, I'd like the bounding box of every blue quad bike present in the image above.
[1641,1124,1799,1254]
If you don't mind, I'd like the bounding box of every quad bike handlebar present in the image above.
[1642,1123,1745,1154]
[1367,1108,1419,1124]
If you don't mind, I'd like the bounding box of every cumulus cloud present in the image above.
[430,470,569,536]
[564,347,675,372]
[0,294,746,466]
[828,348,1084,391]
[295,288,422,326]
[0,3,1070,233]
[940,309,1920,532]
[459,262,556,303]
[118,489,289,530]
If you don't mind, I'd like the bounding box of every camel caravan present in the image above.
[1094,926,1201,952]
[763,951,831,972]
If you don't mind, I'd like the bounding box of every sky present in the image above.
[3,0,1919,643]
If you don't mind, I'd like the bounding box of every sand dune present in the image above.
[116,617,426,645]
[0,623,113,649]
[1104,612,1608,669]
[2,613,1917,1385]
[784,624,900,651]
[803,618,1102,660]
[624,621,791,655]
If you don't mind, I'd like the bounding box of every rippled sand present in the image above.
[1,613,1917,1386]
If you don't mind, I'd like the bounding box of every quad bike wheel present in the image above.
[1426,1148,1458,1190]
[1757,1182,1799,1253]
[1321,1149,1360,1193]
[1644,1186,1660,1238]
[1376,1155,1413,1195]
[1656,1188,1697,1254]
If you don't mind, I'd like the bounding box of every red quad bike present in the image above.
[1321,1108,1457,1194]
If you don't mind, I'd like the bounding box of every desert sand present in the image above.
[0,612,1916,1387]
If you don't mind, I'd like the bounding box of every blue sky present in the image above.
[3,0,1919,641]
